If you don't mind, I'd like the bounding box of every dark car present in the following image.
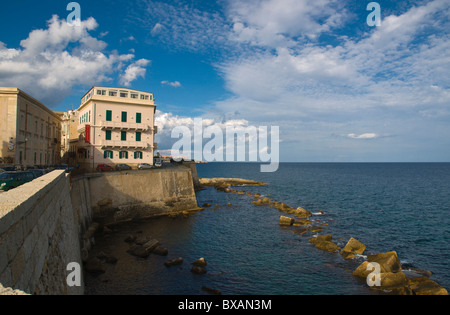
[29,169,45,178]
[0,171,35,191]
[97,164,113,172]
[115,164,132,171]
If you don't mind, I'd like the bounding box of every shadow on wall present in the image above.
[73,166,200,227]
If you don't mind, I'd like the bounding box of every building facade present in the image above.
[76,87,157,171]
[59,110,79,165]
[0,88,61,167]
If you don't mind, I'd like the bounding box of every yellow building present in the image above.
[58,110,79,165]
[0,88,61,167]
[76,87,158,171]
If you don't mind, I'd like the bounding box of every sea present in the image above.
[85,162,450,295]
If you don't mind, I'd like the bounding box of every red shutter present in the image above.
[85,125,91,144]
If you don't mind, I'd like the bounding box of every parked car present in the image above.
[97,164,113,172]
[0,169,4,174]
[138,163,153,170]
[154,161,162,168]
[115,164,132,171]
[29,169,45,178]
[0,171,35,191]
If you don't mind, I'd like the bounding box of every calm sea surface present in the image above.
[85,163,450,295]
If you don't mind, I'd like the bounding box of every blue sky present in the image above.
[0,0,449,162]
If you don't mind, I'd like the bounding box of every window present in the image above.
[119,151,128,159]
[121,112,127,123]
[136,132,141,142]
[121,131,127,141]
[109,91,117,97]
[136,113,142,124]
[131,93,138,99]
[120,92,128,98]
[141,95,149,100]
[106,110,112,122]
[105,130,111,141]
[97,90,106,95]
[134,151,143,159]
[89,110,91,122]
[104,150,113,159]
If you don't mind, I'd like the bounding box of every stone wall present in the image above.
[87,167,200,225]
[0,166,199,294]
[0,170,83,295]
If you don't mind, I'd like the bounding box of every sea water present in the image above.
[85,163,450,295]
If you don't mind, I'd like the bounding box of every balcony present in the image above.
[101,140,150,150]
[100,121,150,132]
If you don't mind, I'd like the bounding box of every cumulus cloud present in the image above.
[120,58,151,87]
[0,15,150,107]
[161,80,182,88]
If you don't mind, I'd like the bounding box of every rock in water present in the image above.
[153,246,169,256]
[367,251,402,273]
[192,258,207,267]
[191,266,207,275]
[294,207,312,219]
[164,257,184,267]
[340,237,366,259]
[309,234,340,252]
[279,216,295,226]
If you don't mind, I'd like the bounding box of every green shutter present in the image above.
[136,113,142,123]
[136,132,141,142]
[106,110,112,121]
[121,112,127,122]
[106,130,111,140]
[121,131,127,141]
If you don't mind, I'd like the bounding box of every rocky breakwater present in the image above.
[214,182,448,295]
[199,178,267,190]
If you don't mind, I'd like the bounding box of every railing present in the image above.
[101,140,150,149]
[100,121,150,132]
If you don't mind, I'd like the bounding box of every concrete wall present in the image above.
[89,167,200,225]
[0,166,199,294]
[0,170,83,295]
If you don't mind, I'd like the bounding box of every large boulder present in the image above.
[164,257,184,267]
[294,207,312,219]
[340,237,366,259]
[252,197,272,206]
[192,257,207,267]
[367,251,402,273]
[279,216,295,226]
[309,235,340,252]
[272,202,295,213]
[127,239,161,258]
[409,278,449,295]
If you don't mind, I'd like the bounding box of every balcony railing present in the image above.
[101,140,150,149]
[100,121,149,132]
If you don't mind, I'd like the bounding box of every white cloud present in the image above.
[227,0,347,48]
[347,133,379,140]
[161,80,182,88]
[119,58,151,87]
[0,15,150,107]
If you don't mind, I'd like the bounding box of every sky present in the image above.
[0,0,449,162]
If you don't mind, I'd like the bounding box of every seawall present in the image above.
[0,170,84,295]
[0,165,200,295]
[88,167,200,226]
